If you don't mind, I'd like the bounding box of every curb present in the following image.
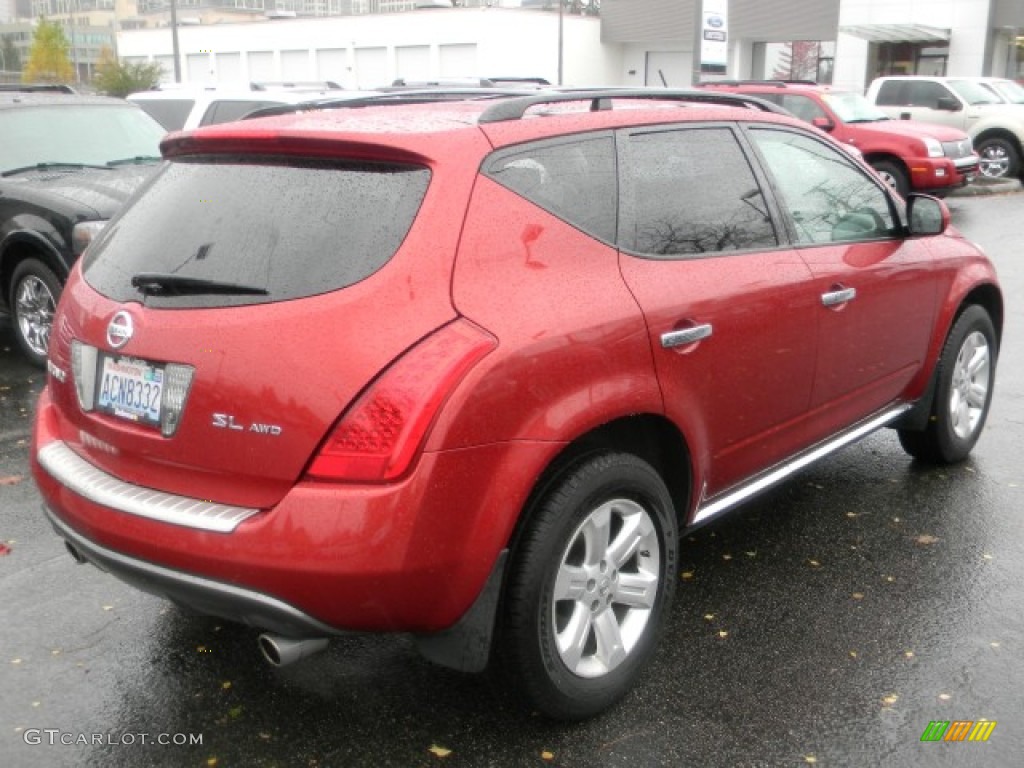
[950,178,1022,197]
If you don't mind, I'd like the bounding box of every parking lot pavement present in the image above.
[2,190,1022,767]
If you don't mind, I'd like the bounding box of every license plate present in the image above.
[96,355,165,428]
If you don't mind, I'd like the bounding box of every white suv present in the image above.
[866,76,1024,180]
[128,84,370,132]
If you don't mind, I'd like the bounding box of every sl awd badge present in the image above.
[212,413,282,436]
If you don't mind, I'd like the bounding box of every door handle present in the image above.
[821,287,857,307]
[661,323,713,349]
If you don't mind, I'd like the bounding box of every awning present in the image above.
[838,24,951,43]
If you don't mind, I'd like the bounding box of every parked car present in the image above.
[699,80,978,197]
[0,93,165,367]
[866,75,1024,180]
[127,83,363,132]
[32,89,1002,720]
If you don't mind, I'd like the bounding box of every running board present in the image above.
[691,404,911,527]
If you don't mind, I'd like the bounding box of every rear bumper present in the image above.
[46,506,338,637]
[32,387,555,634]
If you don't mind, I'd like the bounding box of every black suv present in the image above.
[0,93,165,366]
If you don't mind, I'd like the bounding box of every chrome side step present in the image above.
[691,404,911,527]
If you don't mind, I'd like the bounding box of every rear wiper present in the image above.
[107,155,163,167]
[1,161,113,177]
[131,273,269,297]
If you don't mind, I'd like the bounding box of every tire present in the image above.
[498,452,678,720]
[975,137,1019,180]
[871,160,909,199]
[898,305,997,464]
[9,258,62,369]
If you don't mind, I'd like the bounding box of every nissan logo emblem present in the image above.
[106,311,134,350]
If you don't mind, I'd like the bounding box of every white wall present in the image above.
[835,0,994,91]
[117,9,618,89]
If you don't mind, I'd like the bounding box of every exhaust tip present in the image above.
[258,633,329,667]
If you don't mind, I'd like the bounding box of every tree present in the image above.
[771,41,822,82]
[22,18,74,84]
[93,47,164,98]
[1,35,21,75]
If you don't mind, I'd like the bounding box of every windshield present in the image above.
[821,91,889,123]
[980,79,1024,105]
[0,104,165,174]
[948,80,1003,106]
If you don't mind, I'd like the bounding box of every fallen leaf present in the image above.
[983,554,994,561]
[885,576,896,583]
[0,475,22,486]
[938,694,951,701]
[102,605,113,612]
[703,614,715,621]
[846,511,859,518]
[221,681,232,690]
[893,517,901,523]
[904,651,915,659]
[991,642,1001,648]
[745,551,757,558]
[258,733,272,741]
[206,759,218,767]
[805,757,818,765]
[541,750,555,761]
[680,571,694,581]
[0,543,10,556]
[11,658,22,665]
[849,651,858,658]
[882,694,899,706]
[50,649,61,656]
[722,554,732,561]
[808,559,821,568]
[228,706,243,719]
[852,592,865,600]
[718,630,729,639]
[915,534,940,546]
[428,745,452,758]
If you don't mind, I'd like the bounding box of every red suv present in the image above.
[700,80,979,198]
[32,90,1002,720]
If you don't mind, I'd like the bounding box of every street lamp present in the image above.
[170,0,181,82]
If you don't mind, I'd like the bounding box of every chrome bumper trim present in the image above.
[37,440,259,533]
[692,404,911,527]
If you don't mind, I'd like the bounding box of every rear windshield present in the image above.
[83,155,430,308]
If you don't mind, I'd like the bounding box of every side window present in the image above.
[750,128,897,245]
[487,136,617,244]
[621,126,778,257]
[907,81,953,109]
[778,94,827,123]
[874,81,906,106]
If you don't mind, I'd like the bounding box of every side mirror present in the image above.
[936,96,961,112]
[812,116,835,132]
[906,194,950,236]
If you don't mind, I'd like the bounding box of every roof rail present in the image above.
[241,88,528,120]
[699,79,820,88]
[477,88,789,124]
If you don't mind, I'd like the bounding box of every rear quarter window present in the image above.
[133,98,194,131]
[83,155,430,308]
[485,135,617,244]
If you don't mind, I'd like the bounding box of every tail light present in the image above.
[305,319,497,483]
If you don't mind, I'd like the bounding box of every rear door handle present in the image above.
[661,323,713,348]
[821,287,857,307]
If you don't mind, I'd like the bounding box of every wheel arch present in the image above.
[0,232,68,303]
[896,283,1003,432]
[506,413,694,561]
[972,127,1023,161]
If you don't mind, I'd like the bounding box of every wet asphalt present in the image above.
[1,191,1022,768]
